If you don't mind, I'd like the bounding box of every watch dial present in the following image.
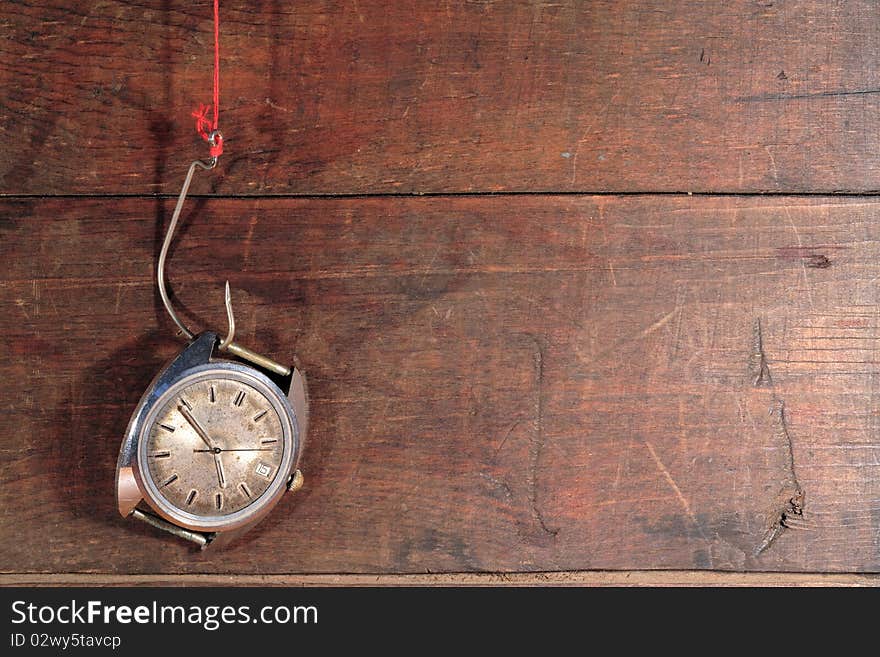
[144,377,285,518]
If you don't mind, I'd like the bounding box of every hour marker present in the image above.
[209,385,216,403]
[149,451,171,459]
[180,397,192,411]
[215,493,223,510]
[260,439,278,445]
[159,423,175,433]
[233,390,247,407]
[162,474,178,487]
[239,482,252,498]
[253,410,268,422]
[186,490,197,506]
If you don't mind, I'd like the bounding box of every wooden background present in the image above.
[4,0,880,584]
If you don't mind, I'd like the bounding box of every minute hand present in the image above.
[193,447,274,453]
[178,405,215,449]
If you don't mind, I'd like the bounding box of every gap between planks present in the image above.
[9,191,880,201]
[2,572,879,587]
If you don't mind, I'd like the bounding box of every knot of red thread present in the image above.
[192,104,212,141]
[191,105,224,157]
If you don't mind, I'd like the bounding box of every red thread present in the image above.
[192,0,223,157]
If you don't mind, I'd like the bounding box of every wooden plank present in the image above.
[3,572,880,587]
[3,194,880,574]
[5,1,880,195]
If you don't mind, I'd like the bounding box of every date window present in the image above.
[255,462,273,478]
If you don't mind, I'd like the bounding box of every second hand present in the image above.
[194,448,274,453]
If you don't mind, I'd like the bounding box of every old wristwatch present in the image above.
[116,330,308,549]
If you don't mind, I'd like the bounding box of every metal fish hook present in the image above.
[157,134,291,378]
[157,154,218,342]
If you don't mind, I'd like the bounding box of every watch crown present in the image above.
[287,469,304,493]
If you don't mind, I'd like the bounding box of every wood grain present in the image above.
[5,1,880,195]
[3,194,880,574]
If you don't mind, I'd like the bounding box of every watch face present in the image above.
[136,364,296,531]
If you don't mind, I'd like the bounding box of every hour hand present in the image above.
[178,405,215,449]
[214,453,226,488]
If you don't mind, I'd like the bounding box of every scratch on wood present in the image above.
[749,318,772,386]
[243,216,258,263]
[264,97,294,113]
[784,205,814,311]
[526,336,558,538]
[643,440,715,566]
[644,440,693,519]
[494,419,521,459]
[14,298,30,319]
[765,146,779,183]
[638,310,676,339]
[570,85,621,185]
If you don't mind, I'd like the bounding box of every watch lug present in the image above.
[116,466,143,517]
[177,331,219,369]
